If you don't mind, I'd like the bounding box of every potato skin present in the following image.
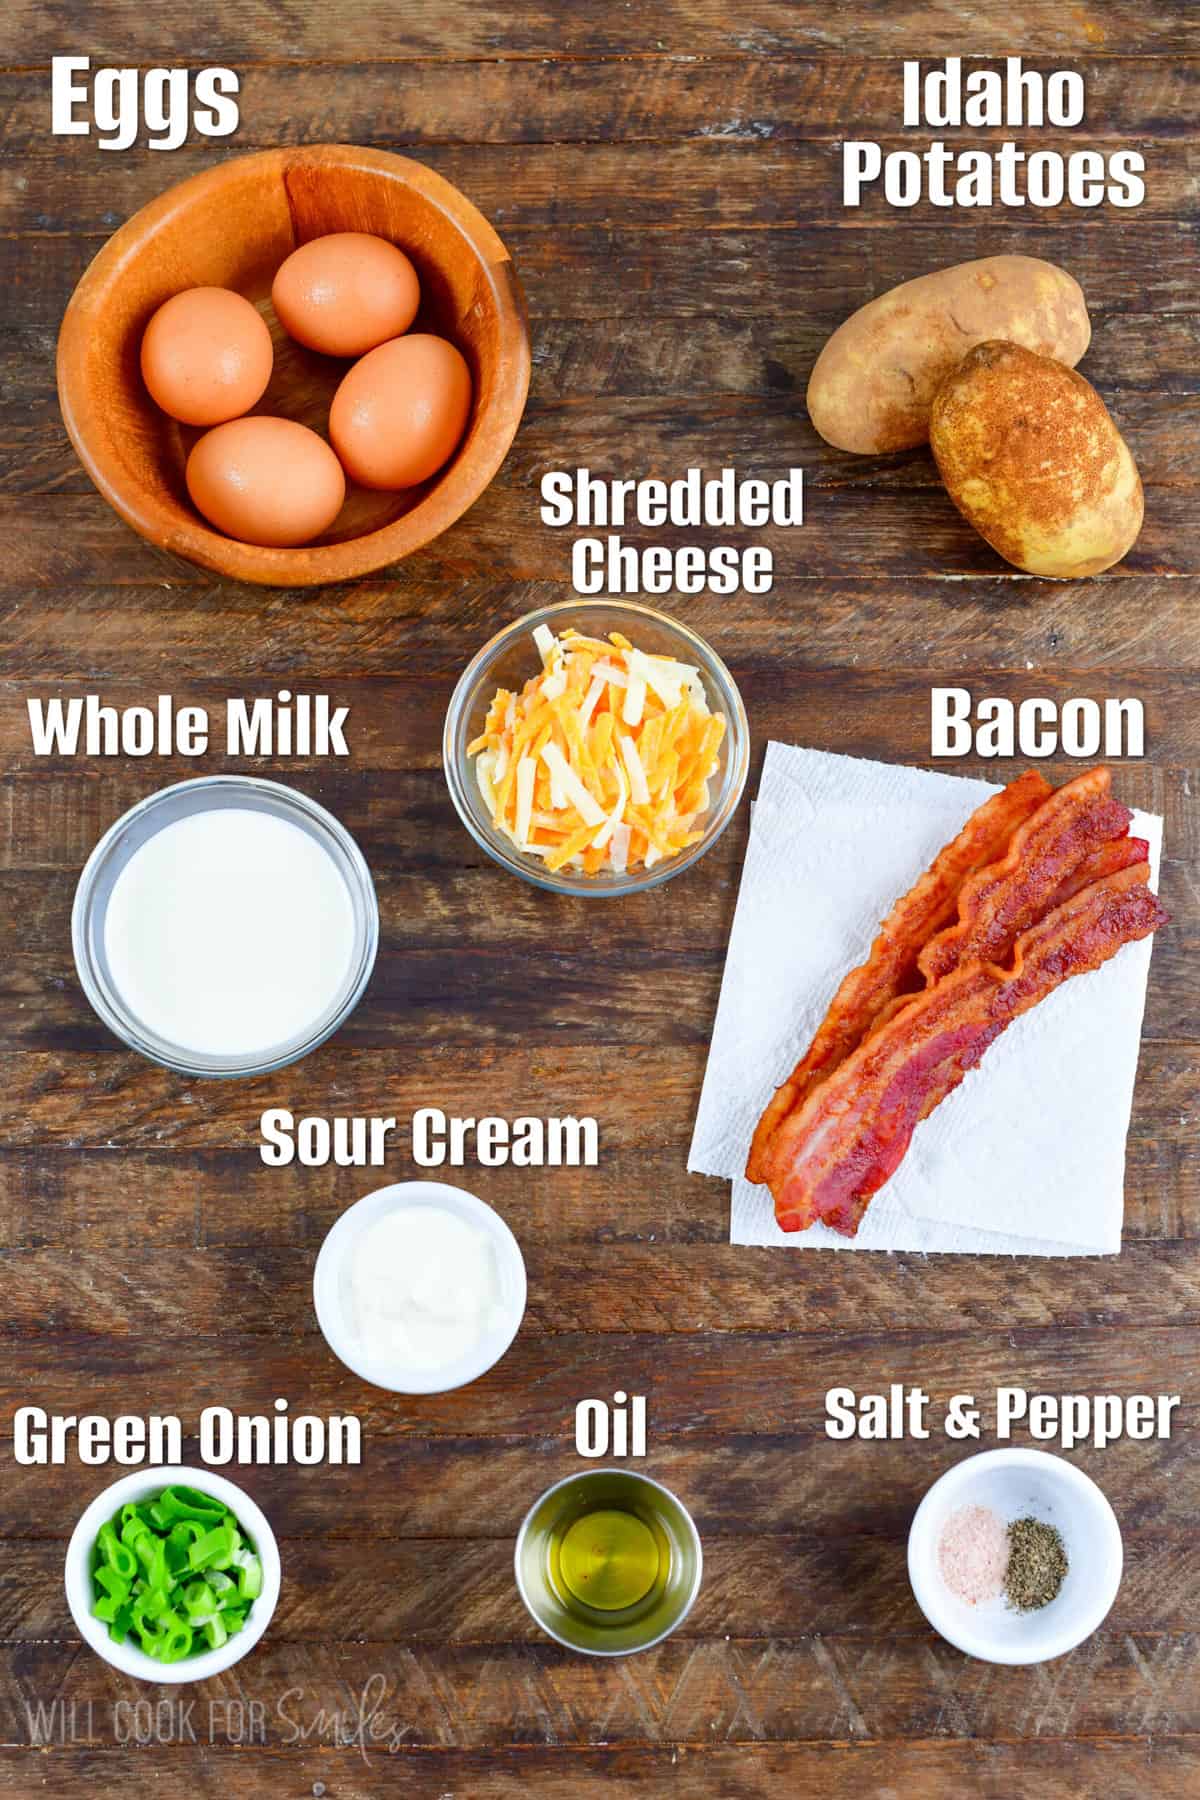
[807,255,1090,454]
[930,341,1143,579]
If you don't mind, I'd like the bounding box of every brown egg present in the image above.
[330,334,472,490]
[271,232,421,358]
[186,417,346,547]
[140,287,273,427]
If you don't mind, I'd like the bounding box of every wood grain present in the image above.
[11,138,1200,236]
[3,1527,1199,1640]
[5,1238,1200,1337]
[4,484,1196,585]
[2,572,1199,679]
[1,1429,1194,1539]
[4,1632,1200,1746]
[0,1125,1190,1243]
[3,59,1196,149]
[7,2,1198,60]
[3,4,1198,1795]
[7,225,1200,336]
[0,1742,1196,1800]
[0,1326,1193,1439]
[8,387,1197,501]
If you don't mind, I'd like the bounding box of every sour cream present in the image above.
[345,1205,506,1372]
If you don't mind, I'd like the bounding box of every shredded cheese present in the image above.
[514,755,536,848]
[618,732,651,807]
[578,675,606,731]
[532,623,556,666]
[591,760,629,852]
[541,742,606,828]
[629,647,683,710]
[467,624,727,877]
[622,675,647,728]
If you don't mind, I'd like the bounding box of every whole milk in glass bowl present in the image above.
[443,601,749,897]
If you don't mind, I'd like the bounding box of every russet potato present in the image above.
[807,255,1090,454]
[930,340,1143,579]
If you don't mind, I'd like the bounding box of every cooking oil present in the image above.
[514,1467,702,1655]
[551,1505,668,1614]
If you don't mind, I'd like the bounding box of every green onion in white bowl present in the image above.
[66,1466,281,1683]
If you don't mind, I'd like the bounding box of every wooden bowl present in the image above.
[57,146,530,587]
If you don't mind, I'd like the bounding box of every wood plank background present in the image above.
[1,2,1197,1794]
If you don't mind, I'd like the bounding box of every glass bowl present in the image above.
[72,775,379,1078]
[443,600,749,896]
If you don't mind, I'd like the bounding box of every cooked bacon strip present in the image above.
[745,771,1051,1183]
[1043,834,1149,912]
[767,863,1166,1237]
[865,830,1152,1041]
[916,767,1131,987]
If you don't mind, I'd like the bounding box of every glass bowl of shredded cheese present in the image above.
[444,602,749,895]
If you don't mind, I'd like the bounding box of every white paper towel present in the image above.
[689,744,1162,1256]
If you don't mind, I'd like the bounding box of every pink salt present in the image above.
[937,1503,1008,1606]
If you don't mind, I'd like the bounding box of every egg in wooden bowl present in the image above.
[56,145,530,587]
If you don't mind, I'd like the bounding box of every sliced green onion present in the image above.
[232,1549,263,1600]
[181,1580,217,1625]
[157,1486,230,1525]
[94,1564,130,1603]
[148,1537,169,1592]
[120,1514,152,1551]
[165,1522,200,1575]
[133,1587,171,1631]
[107,1602,133,1646]
[159,1614,194,1663]
[187,1523,238,1573]
[89,1488,262,1664]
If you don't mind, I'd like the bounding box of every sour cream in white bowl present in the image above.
[313,1181,527,1394]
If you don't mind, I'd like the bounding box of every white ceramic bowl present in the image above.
[65,1465,282,1683]
[313,1179,527,1393]
[907,1448,1122,1665]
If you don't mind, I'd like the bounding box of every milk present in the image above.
[103,806,356,1057]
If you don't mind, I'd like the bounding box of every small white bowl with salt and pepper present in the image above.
[907,1448,1123,1665]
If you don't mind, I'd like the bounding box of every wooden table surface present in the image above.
[2,3,1198,1795]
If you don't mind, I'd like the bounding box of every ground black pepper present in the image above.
[1004,1516,1068,1611]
